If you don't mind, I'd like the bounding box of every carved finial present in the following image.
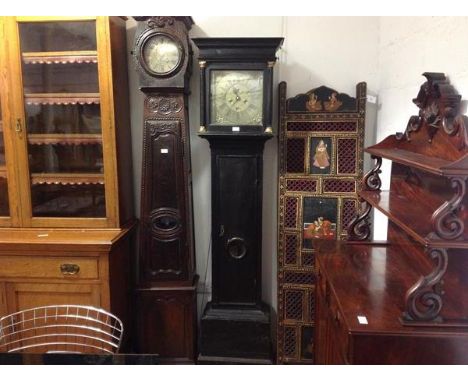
[199,60,206,68]
[147,16,175,29]
[400,72,465,143]
[264,127,273,134]
[199,126,206,133]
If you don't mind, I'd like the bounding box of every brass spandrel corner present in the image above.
[199,60,206,68]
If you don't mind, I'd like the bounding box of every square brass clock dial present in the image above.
[210,70,264,126]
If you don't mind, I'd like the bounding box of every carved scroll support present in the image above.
[347,200,372,241]
[402,247,448,323]
[428,176,467,241]
[363,155,383,191]
[347,156,382,241]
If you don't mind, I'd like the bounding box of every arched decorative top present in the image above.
[286,83,366,113]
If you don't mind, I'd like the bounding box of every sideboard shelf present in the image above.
[359,190,468,249]
[365,136,468,177]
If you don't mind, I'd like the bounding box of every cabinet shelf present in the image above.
[31,173,104,186]
[365,136,468,177]
[28,134,102,146]
[359,190,468,249]
[22,51,98,65]
[25,93,100,105]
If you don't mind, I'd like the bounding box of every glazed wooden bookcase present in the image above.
[277,82,366,363]
[0,16,133,229]
[0,17,134,342]
[314,73,468,364]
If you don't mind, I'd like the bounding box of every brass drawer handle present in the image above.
[15,118,22,133]
[60,263,80,275]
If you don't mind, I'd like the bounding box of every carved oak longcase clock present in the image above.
[192,37,283,364]
[132,16,197,362]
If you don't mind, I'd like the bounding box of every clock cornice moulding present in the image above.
[192,37,284,62]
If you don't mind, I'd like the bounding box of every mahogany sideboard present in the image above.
[314,72,468,364]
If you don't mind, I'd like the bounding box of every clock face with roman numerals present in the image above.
[142,34,182,75]
[210,70,264,126]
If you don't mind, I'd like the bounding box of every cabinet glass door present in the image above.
[0,100,10,218]
[18,20,106,218]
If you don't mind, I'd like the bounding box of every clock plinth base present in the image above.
[135,276,198,363]
[198,302,272,363]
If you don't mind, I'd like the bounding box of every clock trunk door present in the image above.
[212,153,262,307]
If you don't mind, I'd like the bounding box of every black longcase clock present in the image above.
[192,37,284,364]
[132,16,197,363]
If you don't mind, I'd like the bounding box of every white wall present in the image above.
[125,16,380,317]
[373,16,468,239]
[125,16,468,319]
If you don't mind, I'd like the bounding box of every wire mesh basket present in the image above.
[0,305,123,354]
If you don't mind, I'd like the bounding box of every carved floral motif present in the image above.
[147,16,175,29]
[146,96,182,115]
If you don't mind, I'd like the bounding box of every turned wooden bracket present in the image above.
[402,247,448,323]
[347,156,382,241]
[428,176,467,242]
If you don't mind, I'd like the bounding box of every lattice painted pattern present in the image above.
[277,81,366,364]
[287,120,357,132]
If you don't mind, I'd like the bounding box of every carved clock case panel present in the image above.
[139,96,194,284]
[277,82,366,364]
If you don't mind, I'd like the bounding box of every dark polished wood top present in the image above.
[0,220,137,251]
[315,240,468,336]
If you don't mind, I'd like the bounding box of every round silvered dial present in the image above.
[142,34,181,75]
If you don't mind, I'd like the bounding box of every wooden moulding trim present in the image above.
[22,51,98,65]
[30,173,105,186]
[28,134,102,146]
[0,165,6,178]
[24,93,100,105]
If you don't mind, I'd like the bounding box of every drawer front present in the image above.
[0,256,99,279]
[5,282,102,314]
